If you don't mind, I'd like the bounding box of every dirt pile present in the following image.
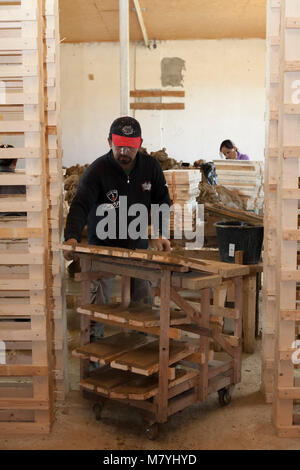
[142,147,182,171]
[64,164,89,205]
[197,182,245,210]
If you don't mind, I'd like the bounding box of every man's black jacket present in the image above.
[65,150,171,249]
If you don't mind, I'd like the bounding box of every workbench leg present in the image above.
[242,274,257,354]
[80,257,92,381]
[157,270,171,424]
[121,275,131,309]
[198,288,210,401]
[234,277,243,384]
[213,284,227,352]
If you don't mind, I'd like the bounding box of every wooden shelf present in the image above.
[78,303,190,327]
[80,366,198,401]
[74,334,198,377]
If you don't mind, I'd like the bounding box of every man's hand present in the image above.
[149,237,171,252]
[63,238,78,261]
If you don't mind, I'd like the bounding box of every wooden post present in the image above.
[80,258,92,381]
[243,274,257,354]
[273,0,300,437]
[234,277,243,384]
[157,270,171,423]
[121,275,131,309]
[263,0,281,404]
[198,288,210,401]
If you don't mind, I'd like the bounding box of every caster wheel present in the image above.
[218,387,232,407]
[144,423,159,441]
[93,403,103,421]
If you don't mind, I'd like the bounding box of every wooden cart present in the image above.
[63,243,249,439]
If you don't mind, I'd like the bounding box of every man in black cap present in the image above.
[64,117,171,340]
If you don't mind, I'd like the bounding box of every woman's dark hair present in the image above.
[220,139,235,152]
[0,144,15,167]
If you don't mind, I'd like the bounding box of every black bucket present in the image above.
[215,221,264,265]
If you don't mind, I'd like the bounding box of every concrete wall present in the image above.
[61,39,266,167]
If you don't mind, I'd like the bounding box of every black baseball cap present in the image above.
[109,116,142,148]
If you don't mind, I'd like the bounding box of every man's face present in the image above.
[108,138,142,170]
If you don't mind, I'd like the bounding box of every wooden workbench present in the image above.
[63,243,249,438]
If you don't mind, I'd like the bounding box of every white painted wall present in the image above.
[61,39,266,167]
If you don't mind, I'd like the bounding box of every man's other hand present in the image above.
[63,238,78,261]
[149,237,171,252]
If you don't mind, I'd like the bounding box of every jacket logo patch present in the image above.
[106,190,119,202]
[142,182,152,192]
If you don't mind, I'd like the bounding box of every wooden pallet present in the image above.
[0,0,63,434]
[262,0,281,404]
[273,0,300,437]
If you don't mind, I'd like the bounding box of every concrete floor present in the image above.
[1,276,300,450]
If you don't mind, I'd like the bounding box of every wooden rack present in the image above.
[64,243,249,439]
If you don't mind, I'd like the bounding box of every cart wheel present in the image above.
[93,402,103,421]
[218,387,232,407]
[144,423,159,441]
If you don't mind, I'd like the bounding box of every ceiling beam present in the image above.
[132,0,149,47]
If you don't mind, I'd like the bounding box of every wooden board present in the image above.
[110,339,198,376]
[73,333,153,365]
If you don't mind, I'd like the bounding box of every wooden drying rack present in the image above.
[63,243,249,439]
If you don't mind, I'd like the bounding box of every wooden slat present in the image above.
[0,198,41,212]
[0,365,48,377]
[0,38,37,51]
[278,387,300,399]
[0,9,37,22]
[0,65,38,77]
[130,103,185,110]
[0,121,40,133]
[130,90,185,97]
[0,227,42,238]
[286,17,300,28]
[0,399,48,410]
[0,93,39,105]
[281,309,300,321]
[0,147,40,158]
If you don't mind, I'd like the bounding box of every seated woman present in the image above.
[220,140,250,161]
